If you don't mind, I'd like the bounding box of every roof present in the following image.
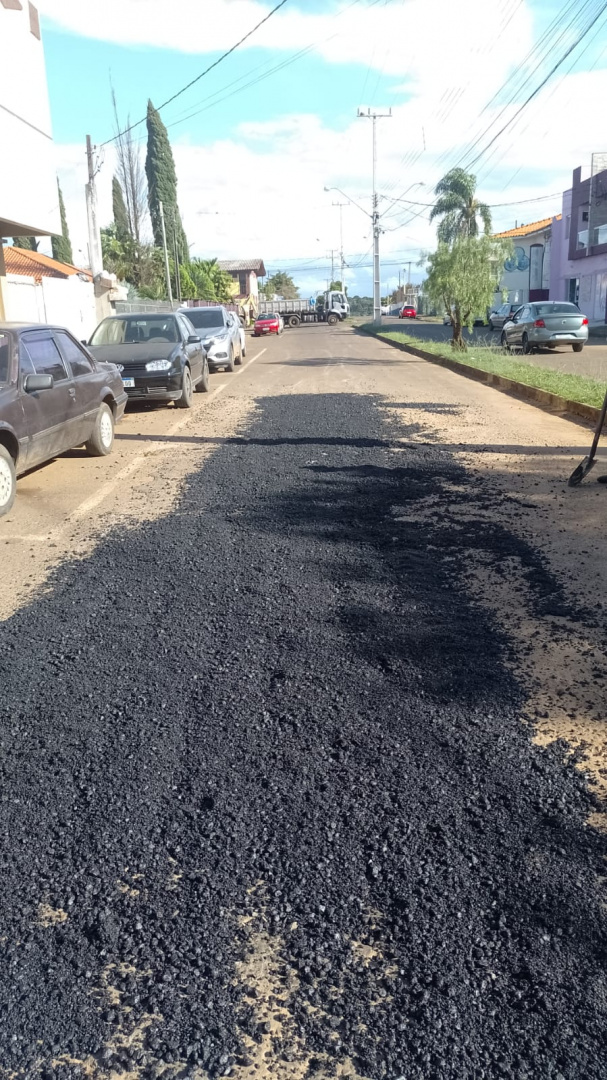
[3,247,93,283]
[217,259,266,275]
[493,214,561,239]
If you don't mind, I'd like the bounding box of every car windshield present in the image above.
[185,309,224,329]
[534,302,581,316]
[90,317,178,345]
[0,333,10,384]
[259,314,277,320]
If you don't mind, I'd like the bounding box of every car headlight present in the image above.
[146,359,173,371]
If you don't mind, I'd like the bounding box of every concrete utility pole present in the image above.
[85,135,103,278]
[158,201,173,305]
[332,201,347,286]
[358,107,392,325]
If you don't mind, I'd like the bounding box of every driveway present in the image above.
[385,315,607,380]
[1,324,606,1079]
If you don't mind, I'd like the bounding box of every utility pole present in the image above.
[158,201,173,305]
[85,135,103,278]
[172,207,182,305]
[332,201,347,287]
[358,107,392,325]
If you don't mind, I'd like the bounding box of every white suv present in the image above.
[179,306,243,372]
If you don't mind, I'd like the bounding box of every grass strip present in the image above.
[363,325,607,409]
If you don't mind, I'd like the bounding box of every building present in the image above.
[2,246,98,339]
[217,259,266,319]
[493,217,558,307]
[550,161,607,323]
[0,1,61,317]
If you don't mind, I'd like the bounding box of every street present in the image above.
[1,324,607,1080]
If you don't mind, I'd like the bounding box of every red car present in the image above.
[399,305,417,319]
[253,313,283,337]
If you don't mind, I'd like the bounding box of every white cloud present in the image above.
[46,0,607,294]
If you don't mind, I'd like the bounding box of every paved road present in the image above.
[384,316,607,380]
[1,325,606,1080]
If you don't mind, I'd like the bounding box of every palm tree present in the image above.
[429,168,492,244]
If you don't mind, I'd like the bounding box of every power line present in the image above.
[100,0,290,147]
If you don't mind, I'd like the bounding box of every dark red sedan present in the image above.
[399,306,417,319]
[253,313,283,337]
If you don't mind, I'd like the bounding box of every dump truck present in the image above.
[257,290,350,327]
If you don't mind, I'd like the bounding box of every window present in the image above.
[22,334,68,382]
[55,331,93,377]
[177,315,195,339]
[90,317,178,345]
[185,308,225,330]
[565,215,571,240]
[238,272,248,295]
[0,334,10,384]
[28,1,40,37]
[535,302,580,316]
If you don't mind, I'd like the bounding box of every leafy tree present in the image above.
[112,176,131,244]
[112,88,147,246]
[145,100,188,264]
[429,168,491,245]
[190,258,233,302]
[423,235,511,350]
[260,270,299,299]
[177,263,197,300]
[348,295,373,316]
[12,236,38,251]
[51,180,74,265]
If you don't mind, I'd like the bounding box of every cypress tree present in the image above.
[51,180,74,265]
[145,100,188,264]
[113,176,131,243]
[12,236,38,251]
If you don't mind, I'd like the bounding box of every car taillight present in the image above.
[534,319,545,328]
[582,317,589,325]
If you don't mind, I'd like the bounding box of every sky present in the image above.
[36,0,607,297]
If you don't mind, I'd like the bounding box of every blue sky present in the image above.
[37,0,607,295]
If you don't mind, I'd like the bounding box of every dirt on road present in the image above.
[0,325,606,1080]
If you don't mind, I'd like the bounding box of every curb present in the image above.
[362,329,601,427]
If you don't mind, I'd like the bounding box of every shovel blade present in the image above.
[568,456,596,487]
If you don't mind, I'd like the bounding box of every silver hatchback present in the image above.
[501,301,589,354]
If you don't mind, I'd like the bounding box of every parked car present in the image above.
[228,311,246,358]
[501,301,589,354]
[0,322,126,517]
[87,313,208,406]
[399,306,417,319]
[488,302,523,331]
[179,306,243,372]
[253,313,284,337]
[442,309,485,327]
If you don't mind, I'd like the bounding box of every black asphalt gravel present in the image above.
[1,391,606,1079]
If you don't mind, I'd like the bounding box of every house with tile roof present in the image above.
[1,245,99,339]
[217,259,266,319]
[493,216,560,307]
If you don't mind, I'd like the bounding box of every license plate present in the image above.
[122,378,135,388]
[554,333,570,339]
[262,328,269,333]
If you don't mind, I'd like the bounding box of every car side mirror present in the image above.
[24,373,54,392]
[81,339,88,346]
[187,334,201,344]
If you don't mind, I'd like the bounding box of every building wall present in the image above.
[550,192,607,322]
[0,2,60,237]
[497,231,551,305]
[0,273,98,338]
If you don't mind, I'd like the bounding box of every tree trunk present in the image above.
[451,319,466,350]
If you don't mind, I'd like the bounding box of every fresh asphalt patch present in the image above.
[0,393,606,1079]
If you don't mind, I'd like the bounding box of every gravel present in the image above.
[0,391,606,1079]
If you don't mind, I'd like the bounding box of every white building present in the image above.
[0,1,61,317]
[493,217,559,307]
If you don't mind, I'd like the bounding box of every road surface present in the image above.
[1,325,606,1080]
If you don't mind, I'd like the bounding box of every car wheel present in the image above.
[522,333,532,355]
[288,315,300,328]
[242,343,247,357]
[85,402,114,456]
[235,342,243,366]
[500,331,510,352]
[177,366,193,407]
[196,358,210,393]
[226,347,236,373]
[572,343,584,353]
[327,313,338,326]
[488,320,495,331]
[0,444,16,517]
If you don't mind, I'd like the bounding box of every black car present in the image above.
[0,322,127,517]
[87,313,209,406]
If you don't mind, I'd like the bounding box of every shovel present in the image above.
[568,386,607,486]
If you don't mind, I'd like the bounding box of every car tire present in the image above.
[235,343,243,366]
[85,402,114,456]
[242,343,247,357]
[488,320,495,331]
[288,316,300,328]
[327,313,338,326]
[177,366,193,407]
[572,343,584,353]
[0,444,16,517]
[522,333,532,355]
[196,358,210,393]
[226,347,236,373]
[500,331,509,352]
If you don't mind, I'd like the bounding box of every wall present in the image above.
[0,273,98,338]
[551,195,607,322]
[497,231,550,305]
[0,3,60,237]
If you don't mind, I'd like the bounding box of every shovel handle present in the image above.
[589,387,607,463]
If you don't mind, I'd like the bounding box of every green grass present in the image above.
[362,326,607,409]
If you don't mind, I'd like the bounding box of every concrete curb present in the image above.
[362,328,601,428]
